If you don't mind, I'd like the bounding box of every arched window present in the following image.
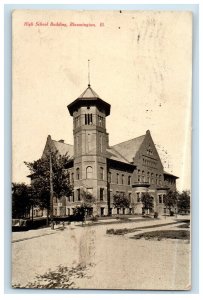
[86,166,93,179]
[121,174,124,185]
[76,168,80,180]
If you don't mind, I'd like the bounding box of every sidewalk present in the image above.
[12,215,188,243]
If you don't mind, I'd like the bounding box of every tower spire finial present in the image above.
[88,59,90,87]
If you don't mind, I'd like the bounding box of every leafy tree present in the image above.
[113,193,130,210]
[141,192,154,212]
[24,150,73,223]
[12,183,33,218]
[163,189,178,214]
[73,189,96,221]
[177,190,190,213]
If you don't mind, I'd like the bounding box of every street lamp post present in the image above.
[49,152,54,230]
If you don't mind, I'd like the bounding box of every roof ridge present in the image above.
[52,139,73,147]
[111,134,145,147]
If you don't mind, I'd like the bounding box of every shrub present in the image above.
[154,212,159,219]
[90,215,98,222]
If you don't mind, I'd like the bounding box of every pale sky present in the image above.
[12,10,192,191]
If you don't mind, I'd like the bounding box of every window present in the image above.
[85,113,93,125]
[100,167,104,180]
[142,171,145,183]
[86,166,93,179]
[159,195,162,204]
[77,189,80,201]
[98,115,104,127]
[151,173,154,184]
[159,175,162,185]
[71,173,74,183]
[108,172,112,183]
[138,170,141,182]
[116,173,119,184]
[137,192,140,202]
[121,174,124,185]
[128,176,131,185]
[147,172,150,183]
[72,192,74,202]
[156,174,158,184]
[100,188,104,201]
[76,168,80,180]
[129,193,132,202]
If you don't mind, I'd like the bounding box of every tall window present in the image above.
[128,176,131,185]
[85,113,93,125]
[100,167,104,180]
[116,173,119,184]
[98,115,104,127]
[100,188,104,201]
[86,166,93,179]
[142,171,145,183]
[137,192,140,202]
[159,175,162,185]
[138,170,141,182]
[156,174,158,184]
[71,173,74,183]
[77,189,80,201]
[121,174,124,185]
[147,172,150,183]
[108,172,112,183]
[158,195,162,203]
[129,193,132,202]
[76,168,80,180]
[72,191,74,202]
[151,173,154,184]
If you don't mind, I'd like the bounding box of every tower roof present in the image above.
[67,85,111,116]
[79,85,100,98]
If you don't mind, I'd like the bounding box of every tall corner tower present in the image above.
[67,84,111,213]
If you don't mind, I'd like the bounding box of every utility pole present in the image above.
[50,152,54,230]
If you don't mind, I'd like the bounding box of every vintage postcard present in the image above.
[12,10,192,290]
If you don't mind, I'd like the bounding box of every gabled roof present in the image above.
[111,135,145,163]
[42,135,74,159]
[106,147,130,164]
[52,140,74,158]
